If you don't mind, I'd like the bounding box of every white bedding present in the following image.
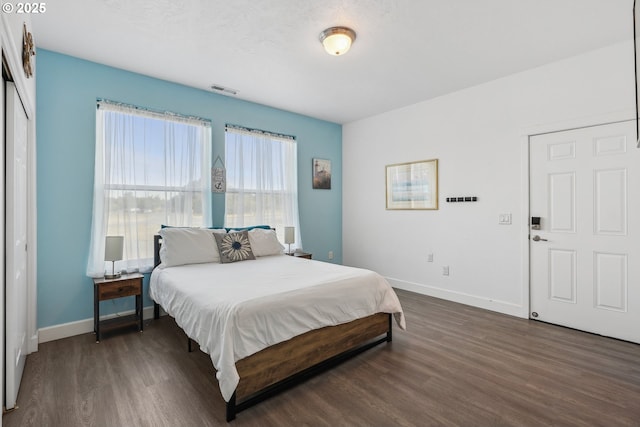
[149,255,406,401]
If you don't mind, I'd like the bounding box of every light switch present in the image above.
[499,213,512,225]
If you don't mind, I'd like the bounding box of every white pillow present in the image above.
[248,228,285,257]
[158,228,227,267]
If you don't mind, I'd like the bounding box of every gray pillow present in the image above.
[213,230,256,263]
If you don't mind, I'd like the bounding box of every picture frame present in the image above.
[312,158,331,189]
[386,159,438,210]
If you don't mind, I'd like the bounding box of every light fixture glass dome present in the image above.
[319,27,356,56]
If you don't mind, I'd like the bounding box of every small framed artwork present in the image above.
[386,159,438,210]
[312,158,331,189]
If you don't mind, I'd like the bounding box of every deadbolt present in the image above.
[531,216,541,230]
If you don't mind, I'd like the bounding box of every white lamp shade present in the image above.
[320,27,356,56]
[104,236,124,262]
[284,227,295,245]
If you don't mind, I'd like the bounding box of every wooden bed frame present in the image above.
[152,234,393,421]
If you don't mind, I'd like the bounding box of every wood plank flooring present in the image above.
[4,289,640,426]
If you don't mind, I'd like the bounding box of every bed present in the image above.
[149,227,405,421]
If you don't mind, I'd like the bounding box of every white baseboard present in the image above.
[38,306,163,344]
[387,277,528,319]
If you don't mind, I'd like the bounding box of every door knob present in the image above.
[531,235,548,242]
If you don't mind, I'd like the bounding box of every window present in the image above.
[224,124,301,249]
[87,101,211,277]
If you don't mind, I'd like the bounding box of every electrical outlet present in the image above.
[427,253,434,262]
[443,266,449,276]
[328,251,334,260]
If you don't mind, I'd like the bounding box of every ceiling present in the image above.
[32,0,633,124]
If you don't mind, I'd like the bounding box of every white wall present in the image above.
[343,41,635,318]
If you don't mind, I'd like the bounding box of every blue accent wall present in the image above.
[36,50,342,329]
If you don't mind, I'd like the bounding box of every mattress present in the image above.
[149,254,406,401]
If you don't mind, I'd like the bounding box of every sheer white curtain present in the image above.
[87,101,212,277]
[224,126,302,249]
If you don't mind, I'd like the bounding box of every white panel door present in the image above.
[5,82,28,409]
[530,120,640,343]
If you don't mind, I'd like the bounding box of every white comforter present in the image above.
[149,255,406,401]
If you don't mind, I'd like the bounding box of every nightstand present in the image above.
[93,273,143,343]
[287,252,312,259]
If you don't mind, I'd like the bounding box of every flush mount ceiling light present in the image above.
[319,26,356,56]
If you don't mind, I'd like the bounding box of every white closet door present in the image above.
[0,66,5,415]
[5,81,28,410]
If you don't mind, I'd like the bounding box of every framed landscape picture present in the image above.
[313,158,331,189]
[386,159,438,210]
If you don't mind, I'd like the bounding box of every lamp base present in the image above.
[104,272,121,280]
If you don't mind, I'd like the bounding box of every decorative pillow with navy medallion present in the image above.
[214,230,256,263]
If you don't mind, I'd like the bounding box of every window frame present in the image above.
[86,100,212,277]
[223,124,301,249]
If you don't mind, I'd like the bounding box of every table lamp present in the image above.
[104,235,124,279]
[284,226,295,254]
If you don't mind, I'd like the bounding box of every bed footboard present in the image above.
[227,312,392,421]
[154,301,391,422]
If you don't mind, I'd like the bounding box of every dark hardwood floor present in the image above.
[4,289,640,426]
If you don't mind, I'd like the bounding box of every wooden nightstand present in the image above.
[93,273,143,343]
[287,252,312,259]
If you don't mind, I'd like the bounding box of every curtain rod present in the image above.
[225,123,296,141]
[97,99,211,126]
